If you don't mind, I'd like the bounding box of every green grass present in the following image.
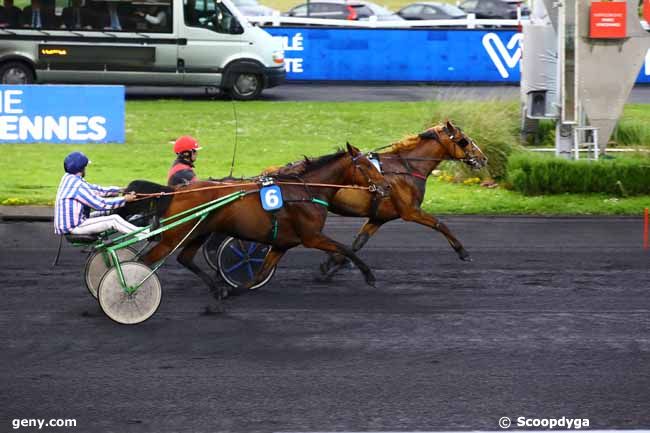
[1,99,649,215]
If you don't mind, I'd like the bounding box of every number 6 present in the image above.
[265,189,279,207]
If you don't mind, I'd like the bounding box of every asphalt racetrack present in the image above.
[1,216,649,432]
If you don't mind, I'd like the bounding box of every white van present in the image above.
[0,0,285,99]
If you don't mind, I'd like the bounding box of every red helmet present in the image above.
[174,135,201,154]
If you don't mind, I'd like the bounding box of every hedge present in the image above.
[508,153,650,196]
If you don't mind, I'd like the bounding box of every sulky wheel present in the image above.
[97,262,161,325]
[213,236,276,292]
[84,246,138,299]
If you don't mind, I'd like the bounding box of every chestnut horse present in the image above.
[132,144,388,300]
[314,121,488,276]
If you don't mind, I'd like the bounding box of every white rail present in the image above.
[248,14,522,29]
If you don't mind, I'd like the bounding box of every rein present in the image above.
[131,180,375,201]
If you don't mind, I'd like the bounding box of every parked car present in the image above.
[232,0,279,17]
[459,0,530,19]
[285,0,403,21]
[397,2,466,20]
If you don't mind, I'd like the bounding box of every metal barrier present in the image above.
[249,14,521,29]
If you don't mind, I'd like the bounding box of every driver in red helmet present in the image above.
[168,135,201,186]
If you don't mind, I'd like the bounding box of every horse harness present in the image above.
[260,153,388,242]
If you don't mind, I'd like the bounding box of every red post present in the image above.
[643,208,648,250]
[644,0,650,24]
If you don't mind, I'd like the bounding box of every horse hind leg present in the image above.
[176,234,227,313]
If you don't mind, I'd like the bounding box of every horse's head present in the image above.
[345,142,389,195]
[420,121,487,170]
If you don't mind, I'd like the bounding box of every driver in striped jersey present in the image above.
[54,151,145,237]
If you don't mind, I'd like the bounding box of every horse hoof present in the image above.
[365,274,376,287]
[458,249,472,262]
[212,287,228,301]
[319,262,331,276]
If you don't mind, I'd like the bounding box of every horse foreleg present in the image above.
[400,208,471,262]
[320,220,384,278]
[238,247,286,293]
[303,233,375,287]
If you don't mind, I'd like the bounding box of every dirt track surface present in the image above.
[1,216,649,432]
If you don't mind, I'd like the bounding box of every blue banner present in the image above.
[267,27,650,84]
[0,85,125,144]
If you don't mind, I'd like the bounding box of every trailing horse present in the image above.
[125,143,388,304]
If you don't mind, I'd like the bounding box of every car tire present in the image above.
[228,72,263,101]
[0,61,35,85]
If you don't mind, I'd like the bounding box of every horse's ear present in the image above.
[346,141,358,155]
[446,119,456,133]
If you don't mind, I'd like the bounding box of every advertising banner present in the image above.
[266,28,650,84]
[0,85,125,144]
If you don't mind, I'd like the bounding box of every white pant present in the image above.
[71,214,143,236]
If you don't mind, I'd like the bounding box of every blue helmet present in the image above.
[63,151,90,174]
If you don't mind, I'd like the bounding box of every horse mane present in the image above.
[273,148,347,179]
[386,134,421,153]
[385,125,442,153]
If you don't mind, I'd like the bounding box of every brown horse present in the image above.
[317,120,488,276]
[137,143,388,300]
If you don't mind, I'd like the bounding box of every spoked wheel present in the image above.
[84,247,138,299]
[204,236,276,292]
[97,262,161,325]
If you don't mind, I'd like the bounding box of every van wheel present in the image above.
[0,61,35,84]
[228,73,262,100]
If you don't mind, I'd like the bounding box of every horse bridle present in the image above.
[441,126,488,170]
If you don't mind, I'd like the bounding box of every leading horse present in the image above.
[312,120,488,276]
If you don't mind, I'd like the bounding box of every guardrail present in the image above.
[249,15,522,29]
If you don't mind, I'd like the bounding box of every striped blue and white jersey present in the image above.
[54,173,125,235]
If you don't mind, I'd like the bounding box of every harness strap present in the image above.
[269,213,278,242]
[311,198,329,207]
[411,172,428,180]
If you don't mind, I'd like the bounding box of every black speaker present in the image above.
[527,90,547,118]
